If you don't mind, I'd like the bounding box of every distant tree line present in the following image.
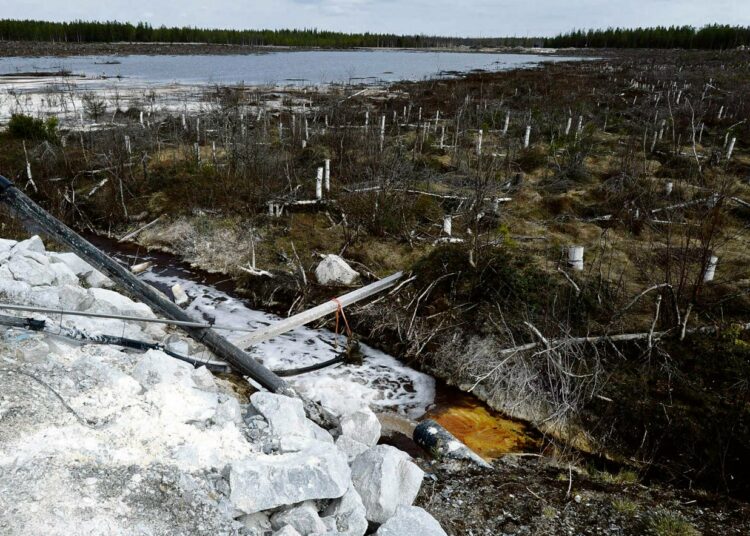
[0,19,538,49]
[2,20,748,50]
[547,25,750,49]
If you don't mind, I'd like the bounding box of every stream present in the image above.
[88,235,538,459]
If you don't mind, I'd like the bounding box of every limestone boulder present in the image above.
[314,255,359,286]
[350,445,424,524]
[271,501,327,535]
[229,442,350,514]
[339,407,380,447]
[375,506,447,536]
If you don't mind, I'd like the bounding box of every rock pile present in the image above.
[0,236,446,535]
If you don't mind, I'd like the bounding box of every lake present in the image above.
[0,49,580,87]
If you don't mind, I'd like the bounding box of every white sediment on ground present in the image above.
[0,235,443,535]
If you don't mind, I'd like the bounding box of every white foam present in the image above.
[139,269,435,418]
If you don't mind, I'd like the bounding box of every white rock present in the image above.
[350,445,424,524]
[85,270,114,289]
[10,337,50,364]
[49,261,79,287]
[215,396,243,426]
[335,436,369,464]
[0,238,16,253]
[0,278,31,302]
[48,251,113,288]
[321,485,368,536]
[229,442,350,514]
[375,506,447,536]
[250,392,333,451]
[86,288,154,318]
[132,349,197,389]
[171,283,189,306]
[7,253,55,286]
[147,380,219,423]
[48,251,93,277]
[314,255,359,286]
[339,408,380,447]
[273,526,302,536]
[58,285,94,311]
[11,235,45,254]
[237,511,273,536]
[271,501,327,534]
[28,286,60,308]
[191,365,217,391]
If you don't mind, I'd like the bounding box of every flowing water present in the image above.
[89,236,537,459]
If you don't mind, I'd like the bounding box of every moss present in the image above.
[646,510,701,536]
[515,146,547,173]
[612,498,639,516]
[410,243,589,334]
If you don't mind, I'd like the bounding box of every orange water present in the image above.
[427,394,539,460]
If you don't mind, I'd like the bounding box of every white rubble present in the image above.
[0,235,444,535]
[274,526,303,536]
[48,251,114,288]
[314,254,360,286]
[238,511,273,535]
[271,501,328,534]
[339,407,381,447]
[229,441,351,514]
[375,506,448,536]
[171,282,190,305]
[250,391,334,451]
[320,484,369,536]
[351,445,425,524]
[335,435,370,463]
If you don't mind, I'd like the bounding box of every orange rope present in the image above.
[331,297,352,349]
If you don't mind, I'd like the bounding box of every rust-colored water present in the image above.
[426,386,539,460]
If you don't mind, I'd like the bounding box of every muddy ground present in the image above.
[416,456,750,536]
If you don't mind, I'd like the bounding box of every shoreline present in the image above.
[0,40,583,58]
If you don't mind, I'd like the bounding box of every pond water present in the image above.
[0,50,579,87]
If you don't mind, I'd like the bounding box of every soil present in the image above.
[415,456,750,536]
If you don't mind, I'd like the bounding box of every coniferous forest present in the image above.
[0,19,535,48]
[547,24,750,49]
[0,19,749,50]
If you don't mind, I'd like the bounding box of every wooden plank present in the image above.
[236,271,403,349]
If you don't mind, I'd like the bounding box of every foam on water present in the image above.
[139,267,435,418]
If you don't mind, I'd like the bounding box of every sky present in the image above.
[0,0,749,37]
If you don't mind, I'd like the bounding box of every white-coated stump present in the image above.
[442,215,452,237]
[704,255,719,282]
[316,168,323,200]
[567,246,584,271]
[324,159,331,191]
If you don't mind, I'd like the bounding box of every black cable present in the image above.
[0,314,347,377]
